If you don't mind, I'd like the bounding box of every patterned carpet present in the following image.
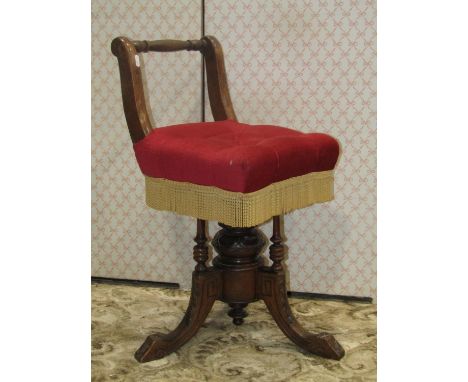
[92,283,376,381]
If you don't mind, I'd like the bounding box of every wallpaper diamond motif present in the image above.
[92,0,376,299]
[204,0,377,298]
[91,0,202,286]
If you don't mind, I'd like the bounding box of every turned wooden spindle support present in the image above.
[269,216,284,272]
[193,219,209,271]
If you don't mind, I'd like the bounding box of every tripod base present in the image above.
[135,222,345,363]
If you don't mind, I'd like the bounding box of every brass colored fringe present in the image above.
[145,170,334,227]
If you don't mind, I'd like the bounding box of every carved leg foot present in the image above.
[135,269,221,363]
[258,268,345,360]
[228,303,248,325]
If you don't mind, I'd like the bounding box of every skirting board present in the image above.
[91,276,179,289]
[91,276,373,303]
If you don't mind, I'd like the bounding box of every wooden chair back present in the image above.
[111,36,237,143]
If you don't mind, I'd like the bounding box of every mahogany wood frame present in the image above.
[111,36,344,362]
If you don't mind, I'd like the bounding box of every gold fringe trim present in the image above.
[145,170,334,227]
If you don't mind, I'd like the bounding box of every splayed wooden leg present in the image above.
[135,268,221,362]
[258,268,344,360]
[135,219,221,363]
[257,216,345,360]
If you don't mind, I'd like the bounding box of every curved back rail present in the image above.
[111,36,237,143]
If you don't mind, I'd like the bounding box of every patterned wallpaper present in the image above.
[204,0,377,298]
[91,0,203,287]
[92,0,376,298]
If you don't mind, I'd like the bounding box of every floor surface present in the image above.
[92,283,376,381]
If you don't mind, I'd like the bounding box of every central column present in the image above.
[212,224,266,324]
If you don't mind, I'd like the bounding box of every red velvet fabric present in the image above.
[133,120,339,193]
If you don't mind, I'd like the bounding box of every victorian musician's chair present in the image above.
[111,36,345,362]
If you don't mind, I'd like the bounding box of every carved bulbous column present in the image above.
[212,224,265,324]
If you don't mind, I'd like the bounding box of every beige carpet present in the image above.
[92,283,376,381]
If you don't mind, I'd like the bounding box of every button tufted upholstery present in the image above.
[133,120,340,193]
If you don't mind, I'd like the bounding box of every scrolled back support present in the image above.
[111,37,153,143]
[201,36,237,121]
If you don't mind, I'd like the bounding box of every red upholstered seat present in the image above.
[133,120,339,193]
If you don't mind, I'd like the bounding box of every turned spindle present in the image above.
[193,219,209,271]
[269,216,284,272]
